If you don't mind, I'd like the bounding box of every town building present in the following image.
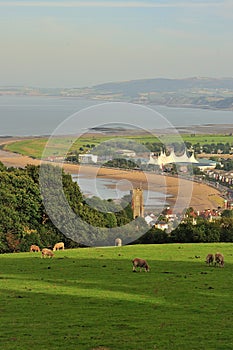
[79,154,98,164]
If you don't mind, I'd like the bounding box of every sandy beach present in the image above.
[0,139,224,211]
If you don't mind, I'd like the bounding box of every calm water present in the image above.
[0,95,233,136]
[73,175,169,209]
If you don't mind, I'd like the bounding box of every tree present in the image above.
[0,161,6,171]
[130,226,169,244]
[220,218,233,242]
[221,209,233,218]
[170,222,195,243]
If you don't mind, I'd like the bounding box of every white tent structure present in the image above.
[148,149,199,169]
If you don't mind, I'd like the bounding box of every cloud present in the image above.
[0,1,229,9]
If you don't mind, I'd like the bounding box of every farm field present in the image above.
[1,243,233,350]
[3,133,233,159]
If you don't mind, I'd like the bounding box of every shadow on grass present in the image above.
[1,254,233,350]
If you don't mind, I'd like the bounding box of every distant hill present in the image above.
[91,77,233,109]
[1,77,233,110]
[93,77,233,95]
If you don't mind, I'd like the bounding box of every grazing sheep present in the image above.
[132,258,150,272]
[215,252,224,267]
[115,238,122,247]
[30,244,40,252]
[41,248,54,258]
[205,253,214,266]
[53,242,65,251]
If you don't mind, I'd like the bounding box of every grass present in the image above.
[1,243,233,350]
[4,133,233,160]
[3,138,50,159]
[3,135,111,159]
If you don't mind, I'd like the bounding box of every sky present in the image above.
[0,0,233,87]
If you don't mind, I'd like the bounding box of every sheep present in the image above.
[215,252,224,267]
[41,248,54,258]
[205,253,214,266]
[30,245,40,252]
[53,242,65,251]
[132,258,150,272]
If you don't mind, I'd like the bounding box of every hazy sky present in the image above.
[0,0,233,87]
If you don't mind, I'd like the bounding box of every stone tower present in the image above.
[131,187,144,219]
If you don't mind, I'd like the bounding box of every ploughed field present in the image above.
[1,243,233,350]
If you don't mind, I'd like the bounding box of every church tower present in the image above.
[131,187,144,219]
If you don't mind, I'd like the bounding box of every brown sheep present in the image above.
[30,244,40,252]
[132,258,150,272]
[205,253,214,266]
[41,248,54,258]
[215,252,224,267]
[53,242,65,251]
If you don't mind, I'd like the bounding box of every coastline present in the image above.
[0,140,224,211]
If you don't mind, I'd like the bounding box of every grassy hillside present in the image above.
[1,243,233,350]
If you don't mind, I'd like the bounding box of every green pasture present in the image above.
[3,138,47,159]
[4,133,233,160]
[1,243,233,350]
[3,135,110,159]
[181,133,233,145]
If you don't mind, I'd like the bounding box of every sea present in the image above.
[0,95,233,136]
[1,95,232,206]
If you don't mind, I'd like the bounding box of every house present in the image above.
[144,214,157,226]
[116,149,136,157]
[198,209,221,222]
[162,207,177,221]
[79,154,98,164]
[155,221,169,231]
[193,158,217,171]
[46,156,65,162]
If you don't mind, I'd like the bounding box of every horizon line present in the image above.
[0,1,230,9]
